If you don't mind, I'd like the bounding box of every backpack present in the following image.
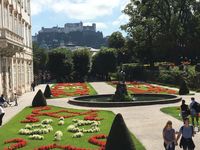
[192,102,200,113]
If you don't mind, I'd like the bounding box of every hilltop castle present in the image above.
[34,22,106,49]
[39,22,96,33]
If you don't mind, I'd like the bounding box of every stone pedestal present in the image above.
[112,82,132,102]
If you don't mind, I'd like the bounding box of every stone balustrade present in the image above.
[0,28,24,44]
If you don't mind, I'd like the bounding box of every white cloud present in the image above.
[31,0,128,20]
[31,0,54,15]
[112,14,129,26]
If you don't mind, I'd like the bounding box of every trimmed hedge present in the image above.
[32,90,47,107]
[105,113,135,150]
[179,80,189,95]
[44,84,52,98]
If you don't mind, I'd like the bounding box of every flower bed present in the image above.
[0,106,145,150]
[110,81,177,94]
[51,83,97,98]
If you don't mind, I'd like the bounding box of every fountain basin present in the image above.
[68,94,182,107]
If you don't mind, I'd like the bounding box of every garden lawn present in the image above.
[160,107,199,125]
[109,81,177,95]
[0,106,145,150]
[51,83,97,98]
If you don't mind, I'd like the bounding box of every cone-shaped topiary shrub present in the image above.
[44,84,52,98]
[105,113,136,150]
[32,89,47,107]
[179,80,189,95]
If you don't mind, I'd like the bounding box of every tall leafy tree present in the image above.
[91,48,117,80]
[47,48,73,82]
[122,0,200,64]
[72,48,91,82]
[108,31,125,49]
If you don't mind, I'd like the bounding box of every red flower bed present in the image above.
[51,83,92,98]
[35,143,92,150]
[21,106,103,123]
[4,138,27,150]
[34,134,107,150]
[111,81,177,94]
[88,134,107,149]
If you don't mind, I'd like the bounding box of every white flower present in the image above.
[72,132,84,138]
[29,134,44,140]
[58,120,65,126]
[54,131,63,141]
[41,119,53,124]
[59,117,64,121]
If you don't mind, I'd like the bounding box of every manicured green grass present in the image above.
[86,83,98,95]
[0,106,145,150]
[160,107,198,125]
[160,107,182,121]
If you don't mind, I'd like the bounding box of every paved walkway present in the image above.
[90,82,115,94]
[1,82,200,150]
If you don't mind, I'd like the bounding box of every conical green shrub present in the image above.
[105,113,136,150]
[179,80,189,95]
[32,89,47,107]
[44,84,52,98]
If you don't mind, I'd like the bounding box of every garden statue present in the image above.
[112,68,132,102]
[119,69,126,84]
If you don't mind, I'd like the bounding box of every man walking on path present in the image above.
[31,82,35,91]
[190,97,199,129]
[0,106,5,126]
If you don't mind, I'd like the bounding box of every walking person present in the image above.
[181,100,190,121]
[163,120,176,150]
[0,106,5,126]
[176,118,195,150]
[31,82,35,91]
[14,93,18,106]
[190,97,199,128]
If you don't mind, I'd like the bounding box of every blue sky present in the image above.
[31,0,130,37]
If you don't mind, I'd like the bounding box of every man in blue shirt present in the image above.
[190,97,199,129]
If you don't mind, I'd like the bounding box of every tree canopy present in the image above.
[47,48,73,82]
[108,31,125,49]
[72,48,91,82]
[122,0,200,64]
[91,48,117,80]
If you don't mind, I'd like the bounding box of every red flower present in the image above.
[21,106,103,123]
[4,138,27,150]
[88,134,107,149]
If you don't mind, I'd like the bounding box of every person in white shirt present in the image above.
[0,106,5,126]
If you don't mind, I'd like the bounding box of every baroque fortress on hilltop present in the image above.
[33,22,107,49]
[40,22,96,33]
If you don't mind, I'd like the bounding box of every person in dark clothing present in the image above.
[0,106,5,126]
[190,97,199,128]
[0,94,11,107]
[31,82,35,91]
[176,118,195,150]
[181,100,190,121]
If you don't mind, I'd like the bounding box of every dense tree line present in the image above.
[33,44,119,82]
[120,0,200,66]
